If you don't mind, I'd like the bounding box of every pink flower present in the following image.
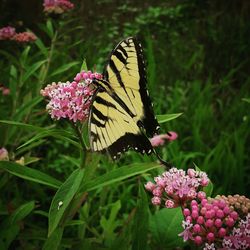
[0,26,16,40]
[178,220,193,241]
[165,199,175,208]
[41,70,102,122]
[144,181,155,191]
[220,213,250,250]
[145,167,210,207]
[0,148,9,161]
[150,131,178,147]
[43,0,74,14]
[13,32,37,43]
[179,196,240,249]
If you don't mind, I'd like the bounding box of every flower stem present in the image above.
[70,122,86,168]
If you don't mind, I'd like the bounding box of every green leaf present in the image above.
[65,220,85,227]
[157,113,182,123]
[18,129,80,150]
[193,163,213,196]
[20,46,31,65]
[43,227,63,250]
[100,200,121,245]
[80,59,88,71]
[194,163,201,172]
[13,96,43,121]
[81,162,161,192]
[48,168,84,236]
[50,62,79,77]
[132,183,149,250]
[46,19,54,38]
[0,161,62,189]
[203,180,213,197]
[9,65,18,97]
[242,98,250,103]
[150,208,184,248]
[10,201,35,224]
[35,38,48,56]
[22,60,46,83]
[0,120,46,132]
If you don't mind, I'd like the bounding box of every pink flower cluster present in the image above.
[145,168,209,208]
[150,131,178,147]
[0,26,36,43]
[180,197,239,248]
[43,0,74,14]
[13,32,37,43]
[220,213,250,249]
[0,26,16,40]
[41,70,102,122]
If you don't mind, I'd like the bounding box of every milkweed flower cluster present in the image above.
[150,131,178,147]
[0,26,16,40]
[220,213,250,250]
[43,0,74,14]
[13,32,37,43]
[0,26,36,43]
[145,168,250,249]
[216,194,250,216]
[145,168,209,208]
[41,70,102,122]
[180,197,239,248]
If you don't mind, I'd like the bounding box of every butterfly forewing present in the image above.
[104,37,159,136]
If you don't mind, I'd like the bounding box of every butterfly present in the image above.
[88,37,169,166]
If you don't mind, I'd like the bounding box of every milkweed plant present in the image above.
[40,67,250,249]
[0,1,249,249]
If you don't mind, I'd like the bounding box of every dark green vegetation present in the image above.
[0,1,249,249]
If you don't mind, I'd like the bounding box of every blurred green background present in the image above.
[0,0,249,249]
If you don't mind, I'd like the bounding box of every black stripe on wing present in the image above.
[99,132,153,159]
[133,37,160,136]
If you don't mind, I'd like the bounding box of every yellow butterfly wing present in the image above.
[89,37,159,158]
[89,89,153,158]
[103,37,160,136]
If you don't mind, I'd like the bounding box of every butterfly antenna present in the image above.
[153,149,173,169]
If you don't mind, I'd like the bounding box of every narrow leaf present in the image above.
[35,38,48,56]
[80,59,88,71]
[0,161,62,188]
[13,96,43,121]
[48,168,84,236]
[0,120,46,132]
[50,62,79,77]
[81,162,161,192]
[22,60,46,83]
[10,201,35,224]
[157,113,182,123]
[43,227,63,250]
[18,130,80,150]
[132,183,149,250]
[46,20,54,38]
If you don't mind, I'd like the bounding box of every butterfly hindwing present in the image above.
[89,89,153,158]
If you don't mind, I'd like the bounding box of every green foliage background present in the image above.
[0,0,249,249]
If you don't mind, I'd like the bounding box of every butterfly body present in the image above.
[88,37,160,159]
